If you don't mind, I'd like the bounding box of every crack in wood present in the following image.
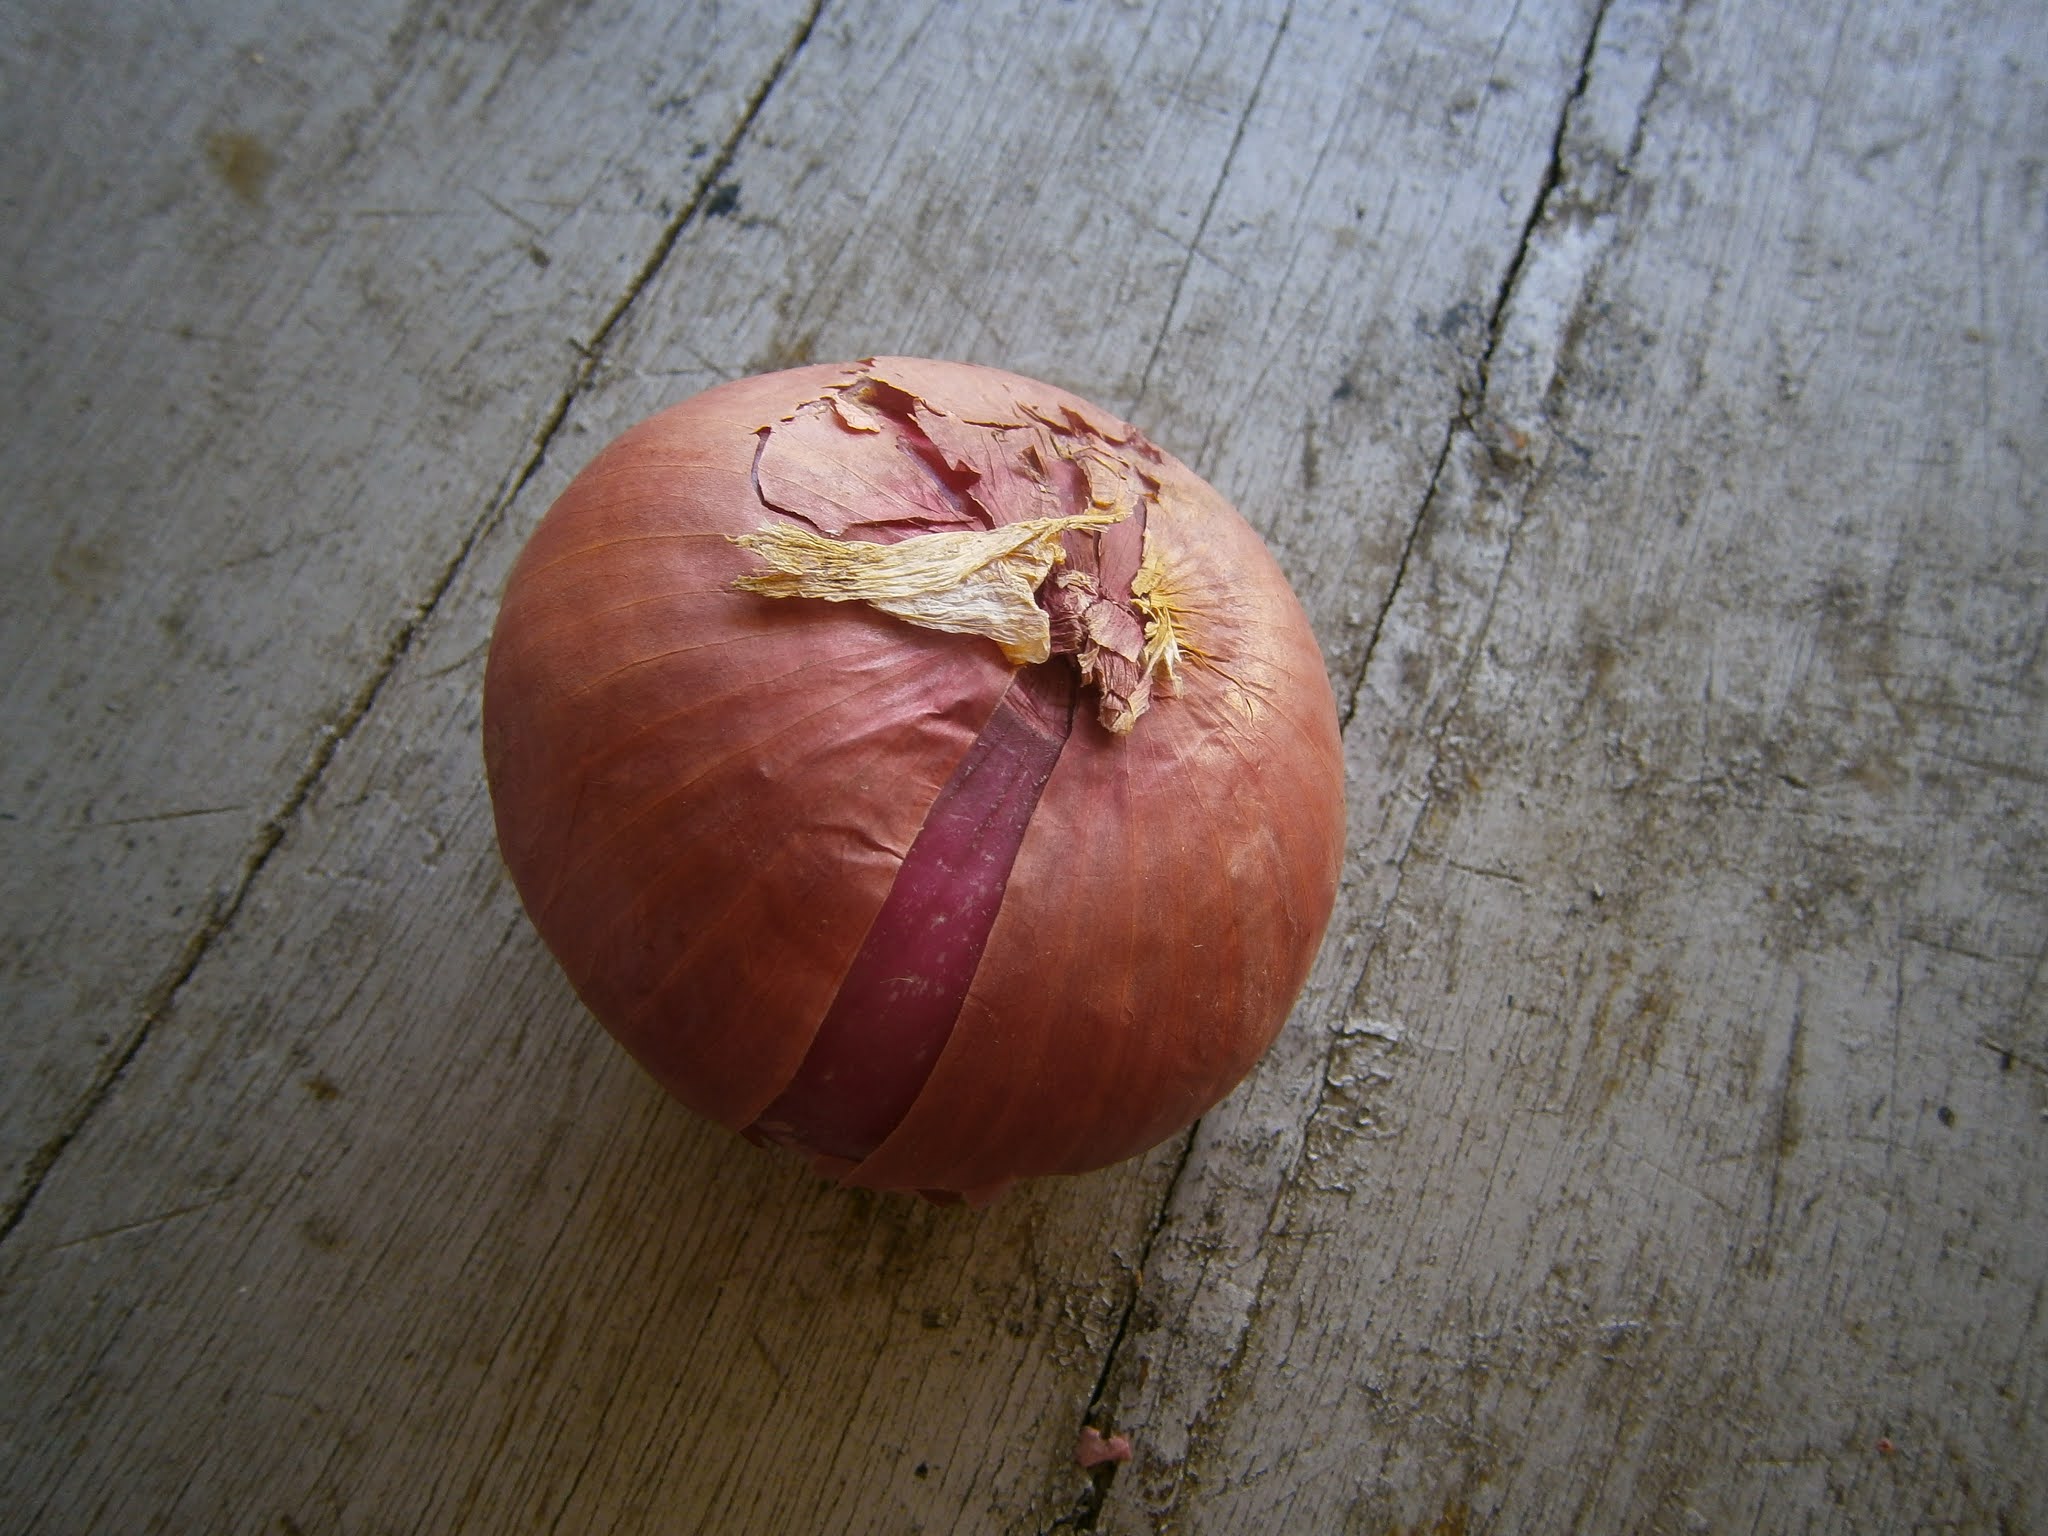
[1472,0,1617,411]
[1328,0,1656,1072]
[0,0,830,1253]
[1039,1128,1201,1535]
[1120,0,1709,1522]
[1129,2,1298,418]
[1342,0,1622,735]
[37,1194,234,1254]
[1979,1036,2048,1079]
[1753,978,1809,1273]
[1341,417,1457,733]
[81,804,250,830]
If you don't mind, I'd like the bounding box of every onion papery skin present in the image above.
[483,358,1345,1200]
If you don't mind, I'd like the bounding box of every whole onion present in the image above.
[483,358,1344,1202]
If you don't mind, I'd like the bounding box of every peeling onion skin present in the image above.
[483,359,1345,1200]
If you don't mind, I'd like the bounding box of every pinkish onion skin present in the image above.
[483,358,1345,1199]
[1076,1428,1134,1468]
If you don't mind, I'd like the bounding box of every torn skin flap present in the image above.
[905,407,1068,529]
[739,367,1188,732]
[754,396,980,534]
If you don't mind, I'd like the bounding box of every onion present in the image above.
[483,358,1344,1201]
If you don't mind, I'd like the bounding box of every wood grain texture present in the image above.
[1104,0,2048,1530]
[0,0,820,1217]
[2,0,2042,1532]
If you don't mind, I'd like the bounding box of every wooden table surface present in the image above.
[4,1,2043,1531]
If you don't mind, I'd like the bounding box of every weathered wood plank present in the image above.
[0,0,819,1217]
[1103,0,2048,1530]
[0,1,1608,1531]
[8,0,2041,1531]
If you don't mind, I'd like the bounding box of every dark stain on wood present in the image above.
[205,131,274,204]
[1389,1500,1471,1536]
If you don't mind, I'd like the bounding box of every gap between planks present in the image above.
[0,2,830,1251]
[1341,0,1629,735]
[1129,2,1300,420]
[1076,0,1705,1525]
